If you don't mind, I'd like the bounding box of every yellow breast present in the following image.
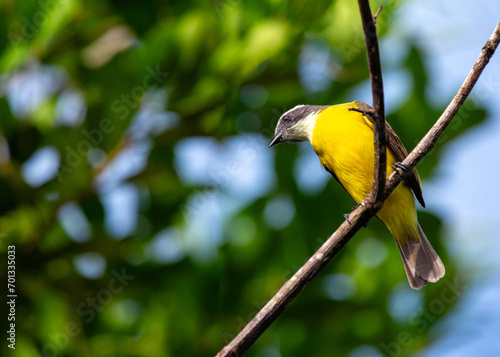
[311,102,391,202]
[310,102,418,240]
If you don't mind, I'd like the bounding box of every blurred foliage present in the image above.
[0,0,487,356]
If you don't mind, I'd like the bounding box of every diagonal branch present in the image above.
[216,16,500,357]
[385,20,500,190]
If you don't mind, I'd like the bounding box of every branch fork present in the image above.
[216,4,500,356]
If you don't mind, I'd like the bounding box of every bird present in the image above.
[269,101,445,289]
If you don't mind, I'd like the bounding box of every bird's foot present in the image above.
[393,162,409,173]
[348,203,368,227]
[348,107,375,117]
[345,204,369,227]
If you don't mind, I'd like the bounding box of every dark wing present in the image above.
[354,101,425,207]
[385,121,425,207]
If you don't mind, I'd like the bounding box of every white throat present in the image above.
[287,109,320,143]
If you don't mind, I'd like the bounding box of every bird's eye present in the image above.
[282,115,291,122]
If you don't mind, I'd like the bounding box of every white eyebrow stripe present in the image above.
[283,105,305,116]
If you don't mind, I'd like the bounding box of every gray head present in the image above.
[269,105,327,147]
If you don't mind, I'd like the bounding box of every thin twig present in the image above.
[384,20,500,195]
[373,6,383,24]
[357,0,386,207]
[216,17,500,357]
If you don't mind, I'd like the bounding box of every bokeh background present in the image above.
[1,0,499,356]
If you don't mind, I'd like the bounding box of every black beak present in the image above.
[269,134,284,148]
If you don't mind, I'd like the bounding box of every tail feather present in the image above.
[395,224,445,289]
[396,242,427,289]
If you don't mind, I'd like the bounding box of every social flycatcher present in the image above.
[270,101,445,289]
